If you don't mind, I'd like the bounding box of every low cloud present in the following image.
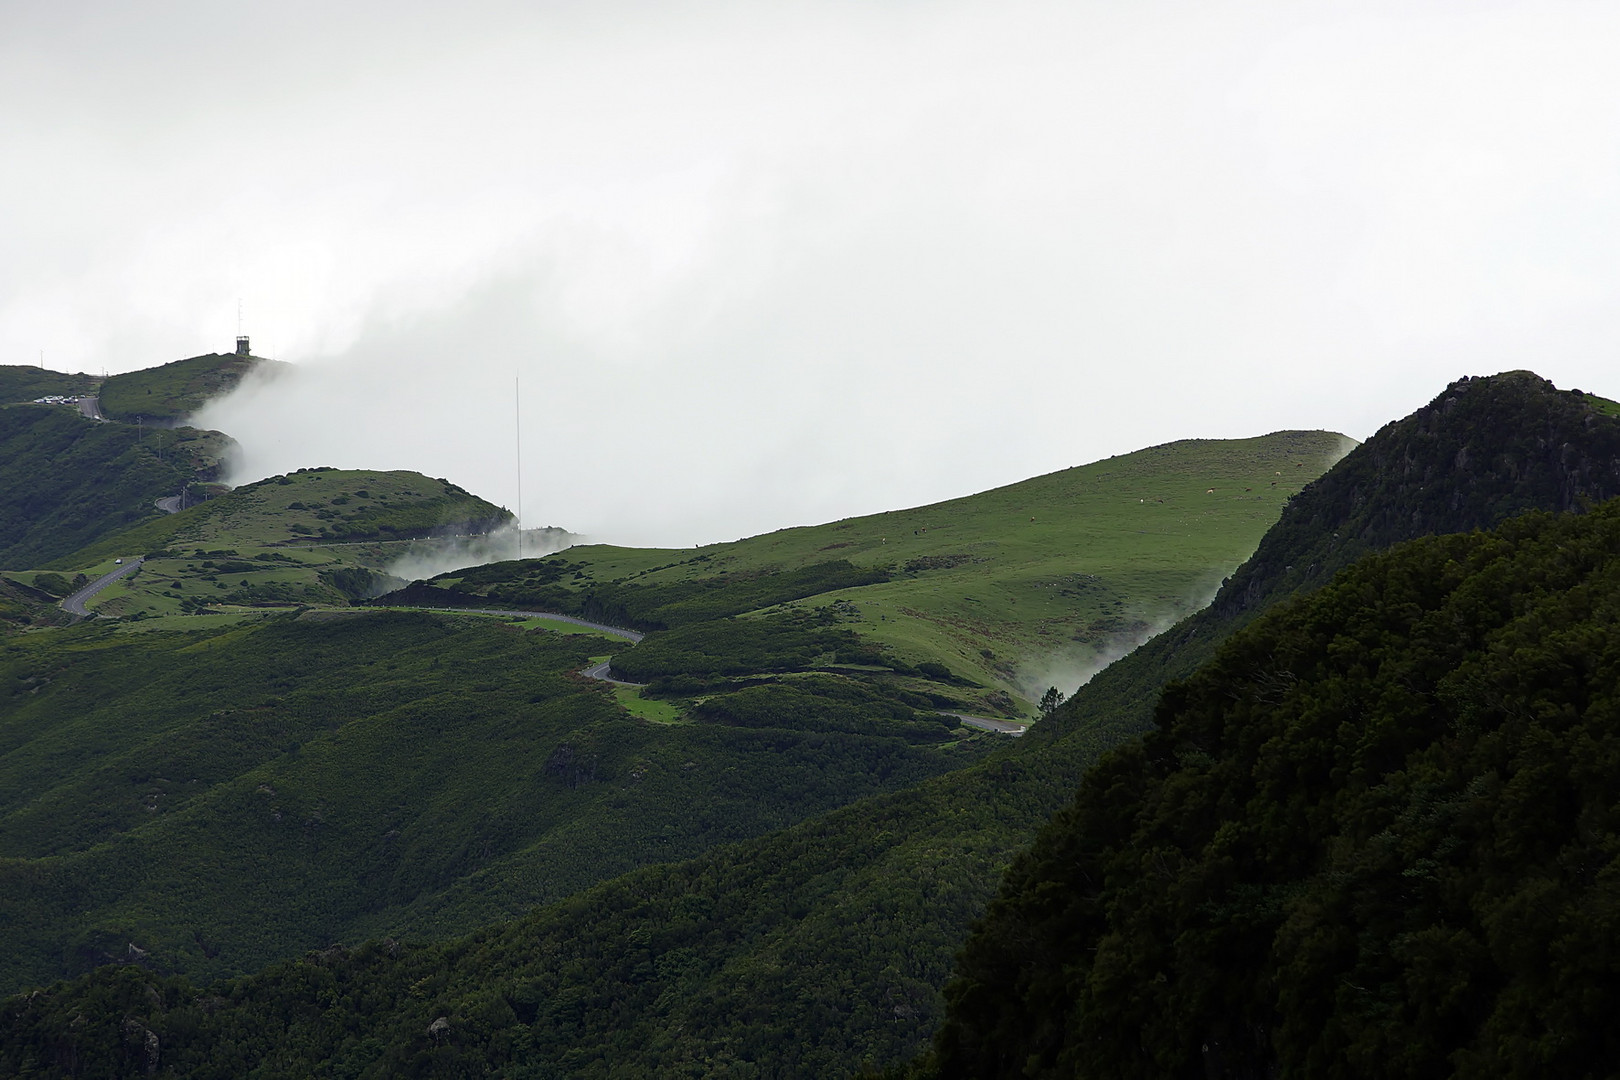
[383,525,580,586]
[14,2,1620,547]
[1015,574,1228,702]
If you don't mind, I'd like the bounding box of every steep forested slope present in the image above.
[927,497,1620,1079]
[0,406,231,567]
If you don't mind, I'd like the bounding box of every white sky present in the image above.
[5,0,1619,545]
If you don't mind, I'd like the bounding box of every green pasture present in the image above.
[517,615,627,637]
[40,435,1348,718]
[454,432,1350,712]
[612,686,685,723]
[1584,390,1620,417]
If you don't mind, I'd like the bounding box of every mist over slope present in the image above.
[101,352,282,426]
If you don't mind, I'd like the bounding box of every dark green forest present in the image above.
[926,499,1620,1079]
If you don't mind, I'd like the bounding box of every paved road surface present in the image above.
[581,660,648,688]
[155,495,183,513]
[78,396,105,421]
[62,558,142,619]
[938,711,1029,736]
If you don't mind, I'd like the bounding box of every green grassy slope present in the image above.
[404,431,1349,712]
[98,352,278,425]
[0,366,98,403]
[1577,387,1620,416]
[46,468,513,615]
[6,374,1607,1077]
[0,405,232,568]
[0,577,70,635]
[0,611,990,994]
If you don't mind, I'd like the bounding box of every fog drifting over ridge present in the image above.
[9,2,1620,545]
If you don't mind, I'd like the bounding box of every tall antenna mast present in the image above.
[515,374,523,561]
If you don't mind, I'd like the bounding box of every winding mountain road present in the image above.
[937,711,1028,736]
[61,558,142,619]
[581,660,648,688]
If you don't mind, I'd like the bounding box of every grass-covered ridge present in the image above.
[98,352,280,425]
[400,431,1349,713]
[0,365,99,404]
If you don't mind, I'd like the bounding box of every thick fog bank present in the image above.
[15,2,1620,545]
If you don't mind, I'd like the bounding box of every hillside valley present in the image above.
[0,350,1351,1010]
[2,363,1619,1076]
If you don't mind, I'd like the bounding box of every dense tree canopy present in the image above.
[929,498,1620,1079]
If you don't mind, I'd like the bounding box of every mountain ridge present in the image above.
[3,369,1619,1077]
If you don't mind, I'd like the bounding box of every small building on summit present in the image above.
[235,335,250,356]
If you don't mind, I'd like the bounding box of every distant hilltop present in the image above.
[98,346,288,426]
